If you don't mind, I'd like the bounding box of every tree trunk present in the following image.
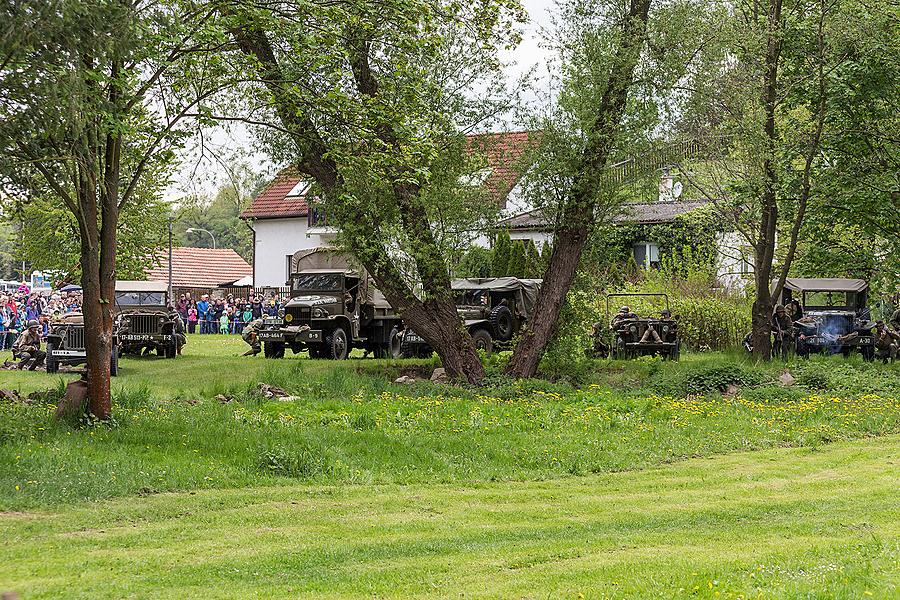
[77,182,114,420]
[506,0,652,378]
[750,0,783,361]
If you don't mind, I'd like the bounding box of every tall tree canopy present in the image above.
[0,0,231,416]
[218,0,524,382]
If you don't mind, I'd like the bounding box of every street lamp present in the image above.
[186,227,217,249]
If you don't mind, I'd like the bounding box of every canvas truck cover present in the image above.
[780,278,868,294]
[289,247,388,307]
[451,277,542,318]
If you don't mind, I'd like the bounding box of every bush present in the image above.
[257,443,330,478]
[669,362,767,395]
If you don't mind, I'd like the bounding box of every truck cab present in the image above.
[259,248,399,359]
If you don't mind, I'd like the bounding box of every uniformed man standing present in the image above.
[241,318,264,356]
[13,320,45,370]
[771,304,793,360]
[890,306,900,333]
[873,321,899,363]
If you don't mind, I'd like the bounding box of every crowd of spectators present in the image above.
[173,292,285,335]
[1,287,83,351]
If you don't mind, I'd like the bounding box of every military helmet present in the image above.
[619,306,630,313]
[26,319,39,329]
[774,304,785,313]
[660,309,671,317]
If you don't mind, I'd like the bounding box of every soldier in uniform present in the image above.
[873,321,899,363]
[585,321,610,358]
[771,304,793,360]
[173,312,187,355]
[241,318,264,356]
[890,306,900,333]
[12,319,45,370]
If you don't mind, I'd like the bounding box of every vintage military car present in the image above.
[259,247,401,359]
[45,312,119,375]
[779,278,875,360]
[114,280,183,358]
[605,293,680,360]
[394,277,542,358]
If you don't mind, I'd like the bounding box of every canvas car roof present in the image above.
[781,278,868,293]
[293,268,357,274]
[451,277,542,317]
[115,280,169,293]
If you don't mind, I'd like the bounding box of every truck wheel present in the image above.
[471,329,493,355]
[325,327,349,360]
[46,341,59,374]
[400,330,417,358]
[264,342,284,359]
[489,306,515,341]
[389,327,403,359]
[110,344,119,377]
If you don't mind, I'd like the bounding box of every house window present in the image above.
[286,254,293,281]
[633,241,660,270]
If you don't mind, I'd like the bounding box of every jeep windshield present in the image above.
[115,291,166,306]
[292,273,343,292]
[803,291,855,310]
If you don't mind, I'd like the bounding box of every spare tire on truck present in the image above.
[489,305,515,341]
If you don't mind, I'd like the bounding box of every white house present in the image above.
[242,132,753,288]
[241,132,536,287]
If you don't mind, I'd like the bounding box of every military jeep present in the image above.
[114,280,182,358]
[394,277,541,358]
[780,278,875,361]
[46,312,119,375]
[605,293,680,360]
[259,248,401,359]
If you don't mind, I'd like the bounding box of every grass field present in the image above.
[1,436,898,598]
[1,335,899,597]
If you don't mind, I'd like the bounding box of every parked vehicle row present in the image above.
[45,280,185,375]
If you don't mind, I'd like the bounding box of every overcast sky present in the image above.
[169,0,555,203]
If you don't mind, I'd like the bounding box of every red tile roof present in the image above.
[241,132,538,219]
[147,247,253,288]
[239,167,309,220]
[466,131,538,205]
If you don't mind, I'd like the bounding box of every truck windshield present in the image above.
[293,273,342,291]
[116,291,166,306]
[803,291,853,309]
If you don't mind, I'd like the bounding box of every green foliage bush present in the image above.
[662,362,767,395]
[257,443,331,478]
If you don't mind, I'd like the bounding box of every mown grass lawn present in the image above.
[1,435,898,598]
[1,336,899,597]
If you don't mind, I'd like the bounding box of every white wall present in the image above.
[509,230,553,248]
[250,218,335,287]
[715,231,753,290]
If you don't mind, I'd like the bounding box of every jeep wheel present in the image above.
[471,329,493,355]
[489,305,515,341]
[325,327,349,360]
[110,344,119,377]
[46,341,59,374]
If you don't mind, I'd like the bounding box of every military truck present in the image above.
[605,293,680,360]
[45,312,119,375]
[779,278,875,360]
[114,280,183,358]
[394,277,542,358]
[259,247,401,359]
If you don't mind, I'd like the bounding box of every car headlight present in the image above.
[158,317,166,325]
[278,308,285,318]
[284,313,293,323]
[629,325,637,334]
[312,307,328,318]
[662,325,669,334]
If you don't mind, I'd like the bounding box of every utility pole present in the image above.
[168,215,174,302]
